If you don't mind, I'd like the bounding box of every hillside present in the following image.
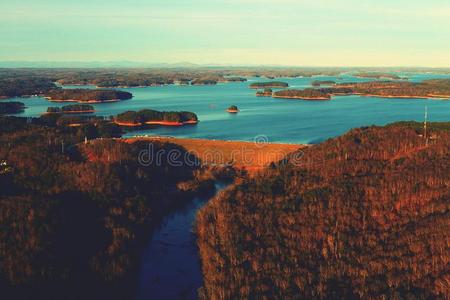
[197,123,450,299]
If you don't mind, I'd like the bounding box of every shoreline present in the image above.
[43,110,96,114]
[45,97,122,103]
[114,120,198,127]
[273,95,330,100]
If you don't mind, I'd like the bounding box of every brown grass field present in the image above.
[126,137,305,174]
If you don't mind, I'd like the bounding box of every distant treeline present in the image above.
[335,79,450,98]
[311,80,336,86]
[269,79,450,100]
[250,81,289,89]
[0,78,56,98]
[273,88,331,100]
[47,104,95,114]
[355,72,402,80]
[115,109,198,125]
[45,89,133,102]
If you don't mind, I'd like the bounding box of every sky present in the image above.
[1,0,450,67]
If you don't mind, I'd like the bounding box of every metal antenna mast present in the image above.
[424,106,428,146]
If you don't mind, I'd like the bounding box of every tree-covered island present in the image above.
[249,81,289,89]
[46,104,95,114]
[45,89,133,103]
[114,109,198,126]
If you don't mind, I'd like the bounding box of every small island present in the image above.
[44,89,133,103]
[256,88,273,97]
[273,89,331,100]
[311,80,336,87]
[249,81,289,89]
[46,104,95,114]
[191,78,218,85]
[114,109,198,127]
[0,101,25,114]
[225,77,247,82]
[226,105,239,113]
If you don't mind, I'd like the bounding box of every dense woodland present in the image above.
[0,77,56,98]
[355,72,402,80]
[335,79,450,98]
[0,115,220,299]
[46,104,95,114]
[256,88,273,97]
[197,123,450,299]
[269,79,450,101]
[273,88,331,100]
[312,80,336,87]
[115,109,198,125]
[250,81,289,89]
[0,102,25,114]
[45,89,132,102]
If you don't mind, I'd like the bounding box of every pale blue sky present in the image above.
[1,0,449,66]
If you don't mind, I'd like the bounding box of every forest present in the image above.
[311,80,336,87]
[115,109,198,126]
[196,122,450,299]
[273,88,331,100]
[355,72,402,80]
[0,115,220,299]
[46,104,95,114]
[334,79,450,98]
[0,102,25,114]
[250,81,289,89]
[45,89,133,102]
[0,77,56,98]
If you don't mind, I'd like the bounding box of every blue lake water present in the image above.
[3,73,450,144]
[135,183,227,300]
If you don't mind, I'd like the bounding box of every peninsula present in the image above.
[249,81,289,89]
[256,88,273,97]
[311,80,336,87]
[46,104,95,114]
[0,101,25,114]
[45,89,133,103]
[273,89,331,100]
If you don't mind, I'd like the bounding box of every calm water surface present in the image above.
[135,183,227,300]
[4,73,450,144]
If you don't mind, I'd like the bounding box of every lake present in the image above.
[3,73,450,144]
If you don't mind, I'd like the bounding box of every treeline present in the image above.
[197,123,450,299]
[45,89,132,102]
[115,109,198,125]
[0,102,25,114]
[0,115,215,299]
[0,78,56,98]
[191,77,219,85]
[335,79,450,98]
[355,72,402,80]
[47,104,95,114]
[311,80,336,86]
[273,88,331,100]
[250,81,289,89]
[270,79,450,101]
